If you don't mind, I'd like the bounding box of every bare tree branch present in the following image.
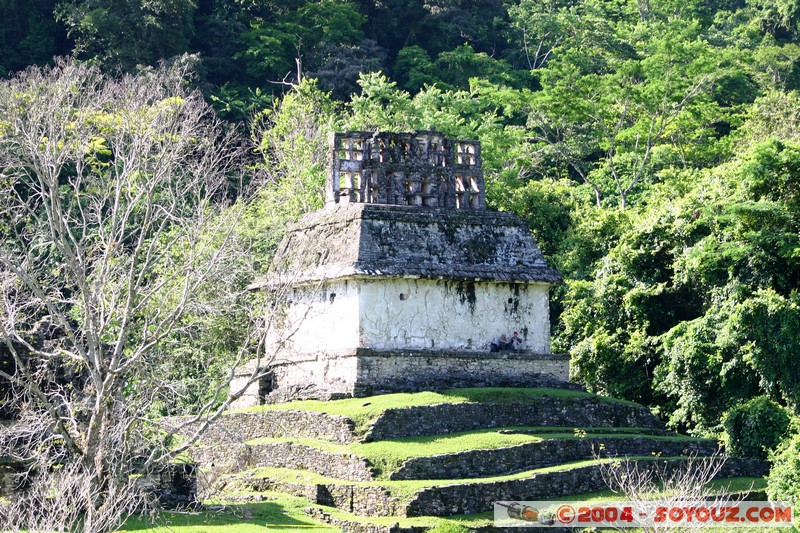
[0,58,287,532]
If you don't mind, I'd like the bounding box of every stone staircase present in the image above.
[187,388,769,531]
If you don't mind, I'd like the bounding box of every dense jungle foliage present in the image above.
[2,0,800,501]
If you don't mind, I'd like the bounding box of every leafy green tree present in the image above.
[393,45,439,92]
[305,38,384,100]
[244,79,338,270]
[434,44,530,90]
[752,36,800,89]
[731,290,800,411]
[531,17,721,208]
[654,287,763,432]
[505,179,579,259]
[356,0,510,60]
[0,0,65,76]
[741,90,800,143]
[507,0,581,70]
[209,83,274,122]
[237,0,366,84]
[767,425,800,502]
[749,0,800,39]
[56,0,197,70]
[723,396,790,459]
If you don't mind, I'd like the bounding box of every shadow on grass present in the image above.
[121,500,336,532]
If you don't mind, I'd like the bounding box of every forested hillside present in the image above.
[2,0,800,503]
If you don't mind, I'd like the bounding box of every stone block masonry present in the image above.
[365,397,665,441]
[261,204,562,287]
[256,348,572,402]
[165,409,359,446]
[191,441,375,482]
[328,131,486,210]
[246,477,404,517]
[404,458,771,517]
[191,434,721,485]
[227,457,768,519]
[173,394,664,449]
[390,436,722,480]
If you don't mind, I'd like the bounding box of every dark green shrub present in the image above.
[723,396,790,459]
[767,429,800,502]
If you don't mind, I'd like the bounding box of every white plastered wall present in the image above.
[273,280,361,361]
[357,278,551,352]
[273,277,552,358]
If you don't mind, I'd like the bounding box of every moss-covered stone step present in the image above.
[500,426,678,436]
[389,435,721,480]
[178,388,663,447]
[193,428,714,482]
[405,457,770,516]
[170,409,359,446]
[192,441,375,482]
[216,457,769,518]
[362,397,663,440]
[299,476,769,533]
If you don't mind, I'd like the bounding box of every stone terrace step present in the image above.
[364,397,664,441]
[192,441,375,482]
[174,390,662,448]
[226,457,768,519]
[404,458,770,517]
[169,410,359,446]
[390,436,721,480]
[193,434,720,484]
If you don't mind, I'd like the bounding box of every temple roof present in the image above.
[250,203,562,288]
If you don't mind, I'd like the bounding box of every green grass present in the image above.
[117,477,771,532]
[246,456,691,502]
[185,478,768,533]
[119,493,339,532]
[331,477,769,530]
[231,387,643,435]
[243,427,709,478]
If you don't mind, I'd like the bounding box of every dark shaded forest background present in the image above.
[3,0,800,499]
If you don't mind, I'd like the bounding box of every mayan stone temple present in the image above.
[234,130,569,405]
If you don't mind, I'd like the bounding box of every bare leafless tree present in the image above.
[0,58,284,531]
[598,451,750,532]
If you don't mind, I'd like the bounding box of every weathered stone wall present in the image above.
[167,410,358,446]
[261,204,561,287]
[191,433,723,486]
[305,506,426,533]
[247,477,404,517]
[405,458,771,517]
[140,463,198,509]
[243,201,564,404]
[191,441,374,482]
[265,276,553,357]
[390,437,722,480]
[358,279,551,353]
[218,457,768,519]
[365,398,664,441]
[275,279,362,355]
[329,131,485,211]
[354,349,570,395]
[261,349,571,402]
[266,352,361,401]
